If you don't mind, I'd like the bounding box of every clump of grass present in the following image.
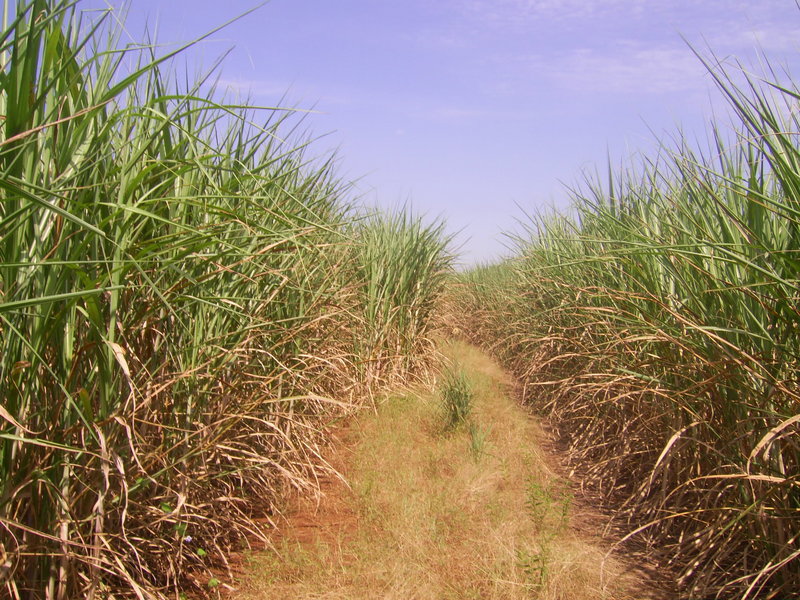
[467,422,489,460]
[439,365,474,431]
[456,38,800,600]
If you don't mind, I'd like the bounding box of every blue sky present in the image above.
[77,0,800,264]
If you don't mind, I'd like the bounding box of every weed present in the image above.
[525,477,572,536]
[516,546,549,593]
[468,422,490,461]
[439,365,474,431]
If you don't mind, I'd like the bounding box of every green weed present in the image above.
[439,365,474,431]
[468,422,490,461]
[516,545,549,593]
[525,478,572,535]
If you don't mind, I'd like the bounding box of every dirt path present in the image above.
[233,341,668,599]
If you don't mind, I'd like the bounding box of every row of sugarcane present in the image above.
[0,2,452,598]
[457,47,799,600]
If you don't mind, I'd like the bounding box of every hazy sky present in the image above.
[76,0,800,264]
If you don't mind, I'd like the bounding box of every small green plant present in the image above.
[524,480,550,525]
[525,477,572,534]
[439,366,473,431]
[516,545,549,592]
[468,422,489,461]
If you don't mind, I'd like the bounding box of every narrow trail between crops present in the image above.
[233,341,669,600]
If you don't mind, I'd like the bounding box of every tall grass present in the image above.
[456,51,800,599]
[0,2,451,598]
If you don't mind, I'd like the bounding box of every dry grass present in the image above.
[235,341,665,600]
